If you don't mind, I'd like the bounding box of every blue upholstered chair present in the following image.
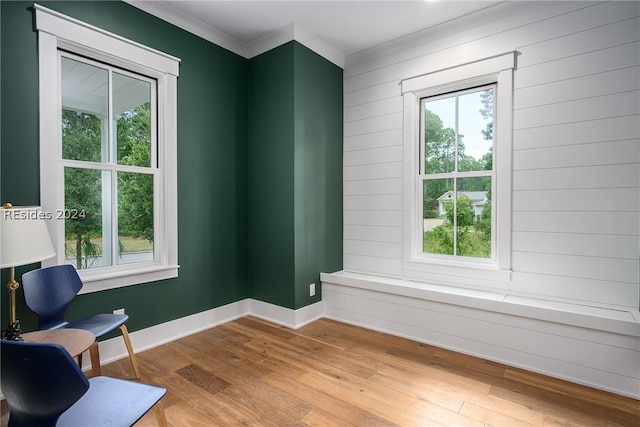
[0,340,167,427]
[21,264,140,379]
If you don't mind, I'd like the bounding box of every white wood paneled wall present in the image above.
[332,1,640,398]
[342,0,640,310]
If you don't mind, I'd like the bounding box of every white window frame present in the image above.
[401,52,515,283]
[36,4,180,293]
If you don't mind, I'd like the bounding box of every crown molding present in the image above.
[292,24,345,68]
[124,1,344,68]
[125,0,250,57]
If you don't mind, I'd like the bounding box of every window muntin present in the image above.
[419,85,495,260]
[60,53,157,271]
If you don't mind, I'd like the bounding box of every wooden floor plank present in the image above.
[298,367,485,427]
[300,407,360,427]
[503,367,640,419]
[263,371,400,427]
[368,369,467,413]
[489,386,632,427]
[135,401,220,427]
[3,317,637,427]
[289,336,380,380]
[214,385,307,427]
[291,319,359,350]
[459,391,545,426]
[459,401,539,427]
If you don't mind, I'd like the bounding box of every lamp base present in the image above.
[1,320,24,341]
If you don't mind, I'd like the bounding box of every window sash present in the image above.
[419,84,496,177]
[60,51,158,169]
[419,174,496,260]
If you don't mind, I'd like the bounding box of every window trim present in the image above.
[401,52,515,283]
[36,4,180,293]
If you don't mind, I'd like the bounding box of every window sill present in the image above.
[77,264,179,294]
[320,270,640,337]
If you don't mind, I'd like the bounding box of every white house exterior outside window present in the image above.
[401,52,515,283]
[36,4,180,293]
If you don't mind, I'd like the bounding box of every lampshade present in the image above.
[0,206,56,268]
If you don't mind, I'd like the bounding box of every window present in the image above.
[421,85,495,259]
[36,5,180,292]
[61,53,157,269]
[402,53,514,281]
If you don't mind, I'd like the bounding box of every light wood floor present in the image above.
[3,316,639,426]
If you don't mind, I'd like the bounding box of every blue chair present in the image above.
[0,339,167,427]
[21,265,140,379]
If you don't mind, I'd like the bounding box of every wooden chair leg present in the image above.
[153,403,168,427]
[89,341,101,377]
[119,324,141,380]
[76,344,101,377]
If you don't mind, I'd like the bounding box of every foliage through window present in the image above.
[420,85,495,259]
[61,54,156,269]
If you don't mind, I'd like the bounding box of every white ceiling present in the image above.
[128,0,501,65]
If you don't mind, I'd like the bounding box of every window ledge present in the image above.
[77,264,179,294]
[320,270,640,337]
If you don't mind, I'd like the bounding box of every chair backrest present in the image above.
[22,265,84,330]
[0,340,89,427]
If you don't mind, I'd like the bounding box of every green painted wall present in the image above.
[248,42,343,310]
[293,43,343,309]
[247,43,296,308]
[1,1,249,333]
[0,2,342,333]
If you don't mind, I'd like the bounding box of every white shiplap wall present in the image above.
[341,0,639,309]
[328,1,640,398]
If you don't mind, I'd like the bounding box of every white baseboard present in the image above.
[86,298,324,370]
[249,298,324,329]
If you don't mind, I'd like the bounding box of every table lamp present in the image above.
[0,203,56,340]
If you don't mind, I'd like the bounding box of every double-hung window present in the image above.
[36,5,180,292]
[60,53,157,269]
[420,85,495,259]
[402,53,515,282]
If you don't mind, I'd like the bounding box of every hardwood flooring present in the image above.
[3,316,639,426]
